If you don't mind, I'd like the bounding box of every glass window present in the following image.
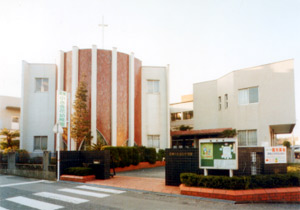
[34,136,48,151]
[12,116,19,123]
[147,135,160,148]
[238,130,257,146]
[183,111,193,120]
[225,94,228,109]
[147,80,159,93]
[218,96,222,110]
[35,78,49,92]
[238,87,258,105]
[171,112,182,121]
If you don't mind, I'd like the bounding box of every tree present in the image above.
[283,140,291,148]
[0,128,20,150]
[71,80,92,150]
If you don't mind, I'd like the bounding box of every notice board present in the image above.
[199,138,238,170]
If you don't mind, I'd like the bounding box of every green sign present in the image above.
[57,90,67,127]
[199,139,238,169]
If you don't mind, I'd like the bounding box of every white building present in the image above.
[20,46,170,152]
[0,96,20,131]
[170,95,194,131]
[193,59,296,147]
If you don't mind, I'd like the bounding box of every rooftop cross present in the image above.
[98,16,108,49]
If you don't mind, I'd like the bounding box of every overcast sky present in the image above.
[0,0,299,136]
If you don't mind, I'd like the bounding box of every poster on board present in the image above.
[264,147,287,164]
[199,138,238,170]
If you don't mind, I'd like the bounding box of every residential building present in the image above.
[20,46,170,152]
[170,95,193,131]
[0,96,21,131]
[193,59,296,147]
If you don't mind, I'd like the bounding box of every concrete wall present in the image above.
[0,96,20,130]
[193,60,296,147]
[21,61,56,152]
[142,66,170,149]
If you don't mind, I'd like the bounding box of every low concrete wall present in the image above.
[0,151,56,180]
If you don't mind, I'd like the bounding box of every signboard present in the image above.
[57,90,67,127]
[264,147,287,164]
[199,138,238,170]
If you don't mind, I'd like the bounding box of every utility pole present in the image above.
[98,16,108,49]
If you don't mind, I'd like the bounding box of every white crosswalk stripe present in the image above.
[58,188,110,198]
[76,185,125,194]
[6,196,63,210]
[34,192,89,204]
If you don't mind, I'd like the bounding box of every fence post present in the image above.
[43,151,50,171]
[7,152,16,170]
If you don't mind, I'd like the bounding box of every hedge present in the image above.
[104,146,160,168]
[180,173,300,190]
[63,167,94,176]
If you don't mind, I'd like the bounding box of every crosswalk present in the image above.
[1,185,126,210]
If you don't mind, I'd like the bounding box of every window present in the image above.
[225,94,228,109]
[218,96,221,110]
[147,135,160,148]
[238,87,258,105]
[11,116,19,130]
[34,136,48,151]
[35,78,49,92]
[238,130,257,146]
[11,116,19,123]
[171,112,182,121]
[183,111,193,120]
[147,80,159,93]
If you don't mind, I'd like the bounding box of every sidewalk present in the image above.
[86,175,180,194]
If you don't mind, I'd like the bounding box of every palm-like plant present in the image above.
[0,128,20,148]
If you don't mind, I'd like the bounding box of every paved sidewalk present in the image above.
[86,176,180,194]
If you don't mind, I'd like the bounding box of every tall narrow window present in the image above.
[218,96,221,110]
[225,94,228,109]
[147,80,159,93]
[238,87,258,105]
[35,78,49,92]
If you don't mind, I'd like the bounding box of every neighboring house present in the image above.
[0,96,20,131]
[193,59,296,147]
[170,95,194,131]
[21,46,170,152]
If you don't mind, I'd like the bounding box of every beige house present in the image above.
[170,95,194,131]
[0,96,20,131]
[193,59,296,147]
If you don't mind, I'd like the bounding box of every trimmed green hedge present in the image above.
[104,146,160,168]
[64,167,94,176]
[180,173,300,190]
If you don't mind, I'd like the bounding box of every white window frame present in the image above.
[147,135,160,148]
[238,130,257,146]
[35,78,49,93]
[34,136,48,151]
[147,80,160,94]
[238,87,258,105]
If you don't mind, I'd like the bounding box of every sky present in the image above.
[0,0,299,137]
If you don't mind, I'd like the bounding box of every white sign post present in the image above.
[54,90,67,182]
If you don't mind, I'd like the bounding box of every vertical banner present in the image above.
[57,90,67,128]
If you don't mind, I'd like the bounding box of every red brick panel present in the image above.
[134,58,142,145]
[117,52,129,146]
[97,50,112,145]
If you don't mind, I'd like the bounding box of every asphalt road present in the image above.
[0,174,299,210]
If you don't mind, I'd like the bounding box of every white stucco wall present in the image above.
[142,66,169,149]
[21,61,56,152]
[193,59,296,147]
[0,96,20,130]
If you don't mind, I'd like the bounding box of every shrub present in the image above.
[156,149,165,161]
[137,146,146,162]
[144,148,156,164]
[131,147,140,165]
[64,167,94,176]
[180,173,300,190]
